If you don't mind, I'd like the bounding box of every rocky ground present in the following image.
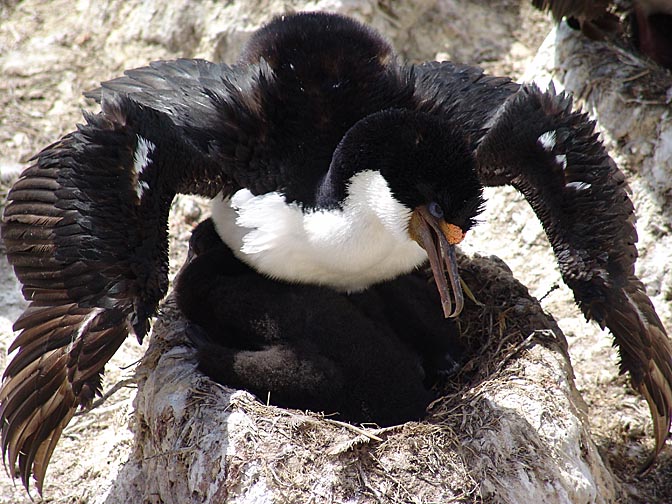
[1,0,671,502]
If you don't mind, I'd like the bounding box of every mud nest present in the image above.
[105,251,615,503]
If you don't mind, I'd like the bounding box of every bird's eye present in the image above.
[428,201,444,219]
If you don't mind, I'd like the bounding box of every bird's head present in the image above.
[326,109,485,318]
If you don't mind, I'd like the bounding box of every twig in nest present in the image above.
[142,446,195,461]
[538,283,559,303]
[119,356,144,370]
[325,419,387,455]
[323,418,384,442]
[369,456,417,503]
[493,329,558,374]
[76,377,137,415]
[621,70,650,83]
[461,276,484,306]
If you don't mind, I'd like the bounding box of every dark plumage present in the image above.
[532,0,621,39]
[176,219,460,425]
[1,11,670,495]
[532,0,672,69]
[631,0,672,69]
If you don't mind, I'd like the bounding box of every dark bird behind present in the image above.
[1,11,671,495]
[532,0,672,69]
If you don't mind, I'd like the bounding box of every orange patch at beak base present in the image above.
[408,206,465,318]
[440,221,465,246]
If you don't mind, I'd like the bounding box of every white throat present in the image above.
[210,170,428,291]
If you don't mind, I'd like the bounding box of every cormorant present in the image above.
[1,11,670,495]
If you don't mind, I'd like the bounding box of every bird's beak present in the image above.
[409,206,465,318]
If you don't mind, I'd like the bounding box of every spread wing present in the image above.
[413,61,519,147]
[0,58,266,494]
[414,63,671,464]
[476,83,672,469]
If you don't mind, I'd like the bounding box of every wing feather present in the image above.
[413,61,519,145]
[1,61,241,493]
[476,83,672,467]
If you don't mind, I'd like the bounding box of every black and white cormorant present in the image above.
[1,11,671,494]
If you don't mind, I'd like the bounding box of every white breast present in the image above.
[210,170,428,291]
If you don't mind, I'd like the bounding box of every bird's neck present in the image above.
[210,170,427,291]
[315,131,388,210]
[314,162,351,210]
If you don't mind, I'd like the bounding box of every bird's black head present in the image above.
[385,110,484,233]
[239,11,394,69]
[323,108,485,318]
[326,108,485,231]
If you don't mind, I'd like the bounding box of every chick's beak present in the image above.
[409,206,465,318]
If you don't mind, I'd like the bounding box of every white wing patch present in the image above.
[566,181,592,192]
[211,170,427,291]
[73,308,104,347]
[555,153,568,169]
[133,135,155,199]
[537,130,557,151]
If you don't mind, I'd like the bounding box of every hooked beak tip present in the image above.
[409,206,465,319]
